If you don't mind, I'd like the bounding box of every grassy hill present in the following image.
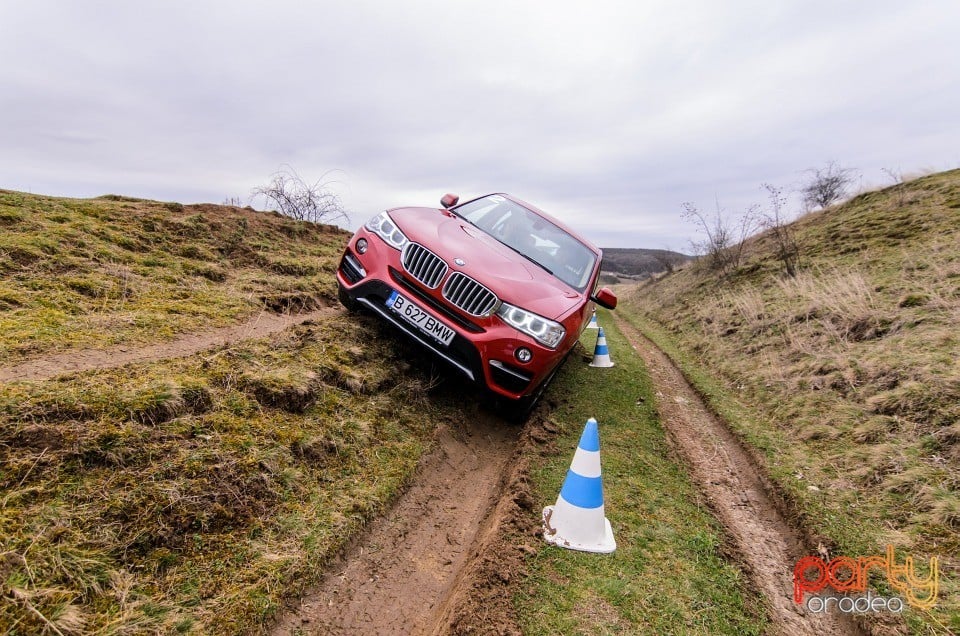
[0,192,456,633]
[623,169,960,631]
[0,191,345,362]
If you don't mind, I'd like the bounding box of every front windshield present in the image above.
[453,195,597,292]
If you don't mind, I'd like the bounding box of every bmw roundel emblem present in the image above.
[454,258,466,266]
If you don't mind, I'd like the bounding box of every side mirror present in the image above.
[441,193,459,209]
[591,287,617,310]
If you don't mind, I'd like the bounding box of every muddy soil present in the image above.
[0,308,332,382]
[612,314,865,636]
[270,406,523,635]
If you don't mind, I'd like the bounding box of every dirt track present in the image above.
[281,313,869,635]
[612,313,863,636]
[0,309,332,383]
[270,408,520,635]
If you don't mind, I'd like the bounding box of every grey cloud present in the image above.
[1,0,959,247]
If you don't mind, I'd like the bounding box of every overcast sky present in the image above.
[2,1,958,250]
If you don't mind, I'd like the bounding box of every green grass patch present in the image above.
[514,315,767,635]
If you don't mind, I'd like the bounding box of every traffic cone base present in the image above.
[542,500,616,553]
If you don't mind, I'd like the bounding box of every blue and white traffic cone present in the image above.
[586,310,599,329]
[588,327,614,368]
[542,418,616,553]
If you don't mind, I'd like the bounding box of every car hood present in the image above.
[389,206,583,320]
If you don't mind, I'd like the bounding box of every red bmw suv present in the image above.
[336,193,617,416]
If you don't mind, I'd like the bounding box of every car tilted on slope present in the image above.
[336,193,617,417]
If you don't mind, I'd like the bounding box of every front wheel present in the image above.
[337,284,360,312]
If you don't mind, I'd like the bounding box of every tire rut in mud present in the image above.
[270,407,522,635]
[612,314,865,636]
[0,308,333,382]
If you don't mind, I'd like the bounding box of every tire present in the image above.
[496,360,563,424]
[338,284,360,312]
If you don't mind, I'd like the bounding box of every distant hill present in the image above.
[600,247,692,280]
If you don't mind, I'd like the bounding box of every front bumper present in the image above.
[336,234,564,399]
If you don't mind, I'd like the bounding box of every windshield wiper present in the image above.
[513,249,553,275]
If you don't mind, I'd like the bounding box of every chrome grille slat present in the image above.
[447,276,463,298]
[402,243,447,288]
[465,288,483,313]
[401,243,499,317]
[442,272,498,317]
[428,259,445,284]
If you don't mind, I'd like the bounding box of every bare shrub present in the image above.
[760,183,801,277]
[800,161,858,211]
[652,248,682,274]
[251,166,349,225]
[681,200,758,275]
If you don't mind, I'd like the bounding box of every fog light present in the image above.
[356,238,368,254]
[515,347,532,363]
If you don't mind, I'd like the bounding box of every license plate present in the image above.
[386,290,456,346]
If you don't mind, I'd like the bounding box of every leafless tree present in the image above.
[800,161,858,211]
[251,166,349,225]
[760,183,801,277]
[681,199,758,275]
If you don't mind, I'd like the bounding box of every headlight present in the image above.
[496,302,565,349]
[364,211,408,250]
